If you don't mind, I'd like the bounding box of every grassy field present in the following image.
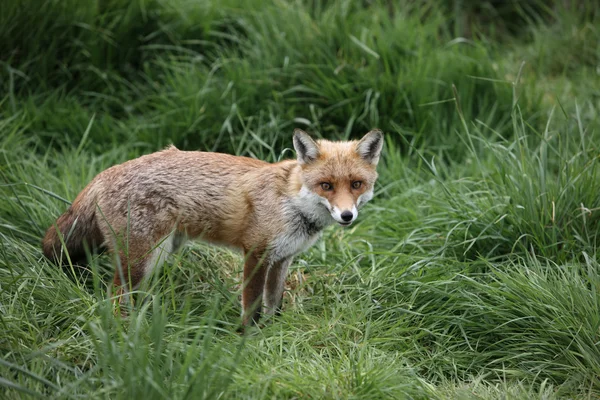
[1,0,599,398]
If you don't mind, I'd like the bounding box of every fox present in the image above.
[42,128,384,325]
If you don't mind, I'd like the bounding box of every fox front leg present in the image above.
[264,257,293,317]
[241,250,268,326]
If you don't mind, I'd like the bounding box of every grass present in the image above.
[1,0,599,398]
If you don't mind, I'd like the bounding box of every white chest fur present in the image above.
[266,187,333,263]
[269,230,320,263]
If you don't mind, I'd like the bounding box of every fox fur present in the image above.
[42,129,384,325]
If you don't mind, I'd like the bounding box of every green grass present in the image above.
[1,0,599,398]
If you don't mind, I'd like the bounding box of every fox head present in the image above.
[293,129,383,227]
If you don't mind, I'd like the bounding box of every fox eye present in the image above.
[320,182,333,191]
[351,181,362,189]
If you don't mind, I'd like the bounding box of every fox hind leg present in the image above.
[112,232,174,313]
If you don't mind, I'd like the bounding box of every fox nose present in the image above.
[341,211,354,222]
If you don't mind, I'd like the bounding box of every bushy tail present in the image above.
[42,186,103,265]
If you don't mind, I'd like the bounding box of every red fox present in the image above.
[43,129,383,325]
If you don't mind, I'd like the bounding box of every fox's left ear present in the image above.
[356,129,384,165]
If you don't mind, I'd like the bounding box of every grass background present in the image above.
[1,0,599,398]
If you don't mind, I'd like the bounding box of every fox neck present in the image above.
[286,164,334,231]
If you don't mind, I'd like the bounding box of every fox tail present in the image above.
[42,186,103,264]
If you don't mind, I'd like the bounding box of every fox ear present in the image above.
[356,129,384,165]
[293,129,320,164]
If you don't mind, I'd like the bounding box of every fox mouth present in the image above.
[322,205,354,227]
